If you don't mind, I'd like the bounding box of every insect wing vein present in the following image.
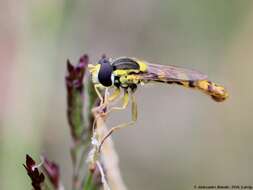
[142,62,208,82]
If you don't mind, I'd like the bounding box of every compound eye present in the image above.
[98,59,113,87]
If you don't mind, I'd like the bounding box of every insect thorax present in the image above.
[96,57,144,91]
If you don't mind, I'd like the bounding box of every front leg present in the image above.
[92,84,110,120]
[94,84,104,106]
[99,91,138,151]
[92,86,121,132]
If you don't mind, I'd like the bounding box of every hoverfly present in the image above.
[88,56,228,149]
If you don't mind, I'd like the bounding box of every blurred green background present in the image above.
[1,0,253,189]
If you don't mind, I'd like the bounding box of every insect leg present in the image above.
[108,87,121,102]
[131,92,138,121]
[95,87,123,119]
[106,83,137,114]
[94,84,104,105]
[107,89,129,114]
[99,91,137,151]
[92,87,110,133]
[92,84,111,120]
[94,88,123,119]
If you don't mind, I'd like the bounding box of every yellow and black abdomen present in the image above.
[166,80,228,102]
[194,80,228,102]
[134,62,228,102]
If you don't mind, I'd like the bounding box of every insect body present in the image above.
[88,56,228,149]
[89,57,228,102]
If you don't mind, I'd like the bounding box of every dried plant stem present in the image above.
[88,111,127,190]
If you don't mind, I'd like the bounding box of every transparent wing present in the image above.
[139,62,208,82]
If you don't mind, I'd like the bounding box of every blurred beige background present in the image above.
[1,0,253,189]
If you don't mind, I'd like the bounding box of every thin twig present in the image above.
[96,161,110,190]
[87,107,127,190]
